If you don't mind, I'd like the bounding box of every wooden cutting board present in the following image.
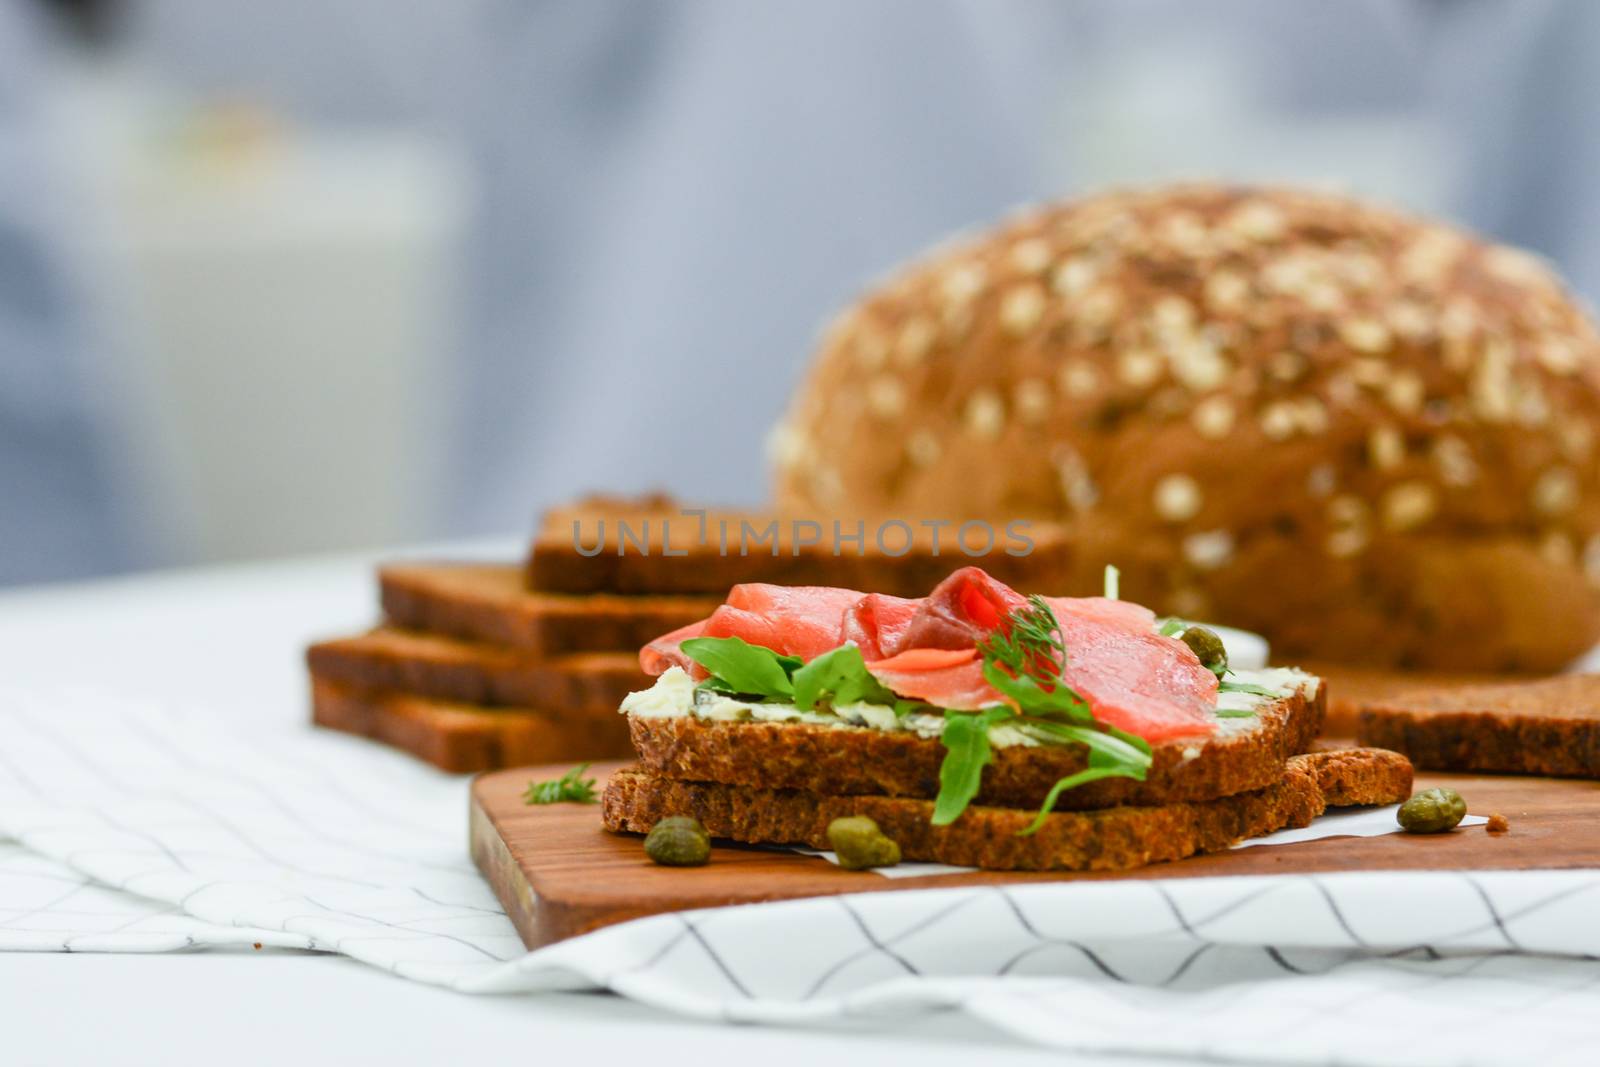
[470,761,1600,949]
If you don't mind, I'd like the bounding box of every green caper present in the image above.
[826,815,901,870]
[644,815,711,866]
[1180,625,1228,672]
[1397,788,1467,833]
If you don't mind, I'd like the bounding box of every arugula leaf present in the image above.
[936,595,1155,831]
[1021,718,1152,762]
[790,643,897,711]
[523,763,598,805]
[1022,767,1128,832]
[982,660,1092,721]
[1217,680,1283,697]
[1156,617,1188,637]
[1015,721,1152,834]
[931,707,1015,825]
[679,636,800,699]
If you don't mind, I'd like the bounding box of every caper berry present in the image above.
[1180,625,1228,672]
[826,815,901,870]
[644,815,711,866]
[1397,788,1467,834]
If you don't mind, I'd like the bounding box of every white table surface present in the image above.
[0,541,1178,1067]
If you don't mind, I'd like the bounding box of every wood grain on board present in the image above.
[470,760,1600,950]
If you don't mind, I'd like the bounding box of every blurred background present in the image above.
[6,0,1600,588]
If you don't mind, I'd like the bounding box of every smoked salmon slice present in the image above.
[639,583,863,678]
[638,567,1219,741]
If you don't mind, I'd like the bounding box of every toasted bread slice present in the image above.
[626,680,1323,811]
[527,495,1076,595]
[310,677,632,773]
[1299,660,1533,737]
[1357,674,1600,777]
[379,562,718,656]
[306,627,646,710]
[601,748,1412,872]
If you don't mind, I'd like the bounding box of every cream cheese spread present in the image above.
[619,664,1319,750]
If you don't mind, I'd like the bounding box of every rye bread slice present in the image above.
[526,495,1076,596]
[1357,674,1600,777]
[379,562,718,656]
[1299,660,1533,737]
[600,748,1413,872]
[306,627,645,710]
[625,680,1324,811]
[310,677,632,773]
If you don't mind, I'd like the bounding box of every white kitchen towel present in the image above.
[3,687,1600,1066]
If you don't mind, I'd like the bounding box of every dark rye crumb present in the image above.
[1357,675,1600,778]
[379,561,718,655]
[308,676,632,773]
[628,682,1324,811]
[601,748,1413,873]
[306,626,645,711]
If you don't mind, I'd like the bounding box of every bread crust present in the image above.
[310,677,632,773]
[600,749,1411,872]
[627,683,1324,810]
[379,562,717,655]
[305,628,645,711]
[1357,675,1600,777]
[771,185,1600,671]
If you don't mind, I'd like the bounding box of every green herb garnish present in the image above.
[523,763,598,805]
[680,636,800,699]
[1217,680,1282,697]
[930,596,1153,833]
[931,707,1014,825]
[1215,708,1258,718]
[1103,564,1120,600]
[681,635,898,711]
[791,644,897,710]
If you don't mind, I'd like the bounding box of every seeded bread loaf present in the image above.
[527,494,1076,596]
[601,748,1412,872]
[310,677,632,773]
[306,628,644,711]
[626,680,1323,811]
[1357,674,1600,777]
[379,562,718,655]
[772,184,1600,671]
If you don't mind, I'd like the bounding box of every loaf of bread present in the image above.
[772,185,1600,671]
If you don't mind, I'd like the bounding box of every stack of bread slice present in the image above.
[309,495,1078,771]
[604,680,1416,871]
[307,561,717,772]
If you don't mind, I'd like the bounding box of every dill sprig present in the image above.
[933,595,1153,834]
[977,594,1067,682]
[523,763,598,805]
